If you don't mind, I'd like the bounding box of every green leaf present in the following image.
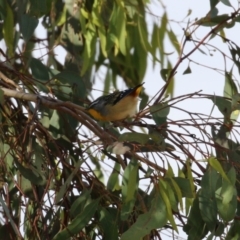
[56,5,67,26]
[29,0,50,17]
[209,95,232,118]
[3,144,14,172]
[166,162,174,177]
[55,160,83,203]
[220,0,232,7]
[170,178,183,210]
[121,191,167,240]
[2,1,14,57]
[183,194,209,239]
[183,65,192,75]
[221,182,235,205]
[209,6,219,18]
[19,174,34,199]
[98,26,107,57]
[219,28,226,41]
[138,14,151,53]
[107,33,119,56]
[14,160,46,186]
[231,93,240,111]
[121,159,139,220]
[165,61,174,97]
[116,5,126,55]
[231,93,240,122]
[107,162,121,191]
[227,167,236,185]
[151,23,160,63]
[53,199,100,240]
[216,183,237,222]
[81,26,97,75]
[54,70,87,100]
[195,14,229,27]
[20,14,39,42]
[199,167,219,231]
[228,42,240,75]
[49,110,60,130]
[224,71,238,98]
[159,179,178,232]
[215,167,237,222]
[148,127,166,145]
[167,29,180,54]
[208,157,229,182]
[185,197,193,216]
[150,102,170,126]
[118,132,149,145]
[139,92,149,110]
[160,68,171,81]
[210,0,220,9]
[107,3,127,56]
[70,190,91,218]
[99,208,118,240]
[159,12,168,65]
[165,181,178,212]
[235,15,240,23]
[30,57,50,81]
[186,160,195,196]
[173,177,194,198]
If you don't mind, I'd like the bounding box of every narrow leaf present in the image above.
[167,29,180,54]
[119,132,149,145]
[159,180,178,232]
[30,58,49,81]
[20,14,39,42]
[121,192,167,240]
[183,65,192,75]
[220,0,232,7]
[121,159,139,220]
[150,102,170,126]
[2,2,14,56]
[224,71,238,98]
[53,199,99,240]
[208,157,229,182]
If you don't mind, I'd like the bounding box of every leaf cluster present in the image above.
[0,0,240,239]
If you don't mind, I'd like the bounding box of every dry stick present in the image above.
[154,9,240,104]
[0,87,110,143]
[0,71,22,90]
[129,152,166,174]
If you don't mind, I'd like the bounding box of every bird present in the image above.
[86,83,144,121]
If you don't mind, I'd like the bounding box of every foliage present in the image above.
[0,0,240,239]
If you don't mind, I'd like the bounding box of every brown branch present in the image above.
[0,87,113,144]
[154,8,240,104]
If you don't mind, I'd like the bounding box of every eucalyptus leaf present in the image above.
[150,102,170,126]
[30,58,50,81]
[121,159,139,220]
[121,191,167,240]
[20,14,39,42]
